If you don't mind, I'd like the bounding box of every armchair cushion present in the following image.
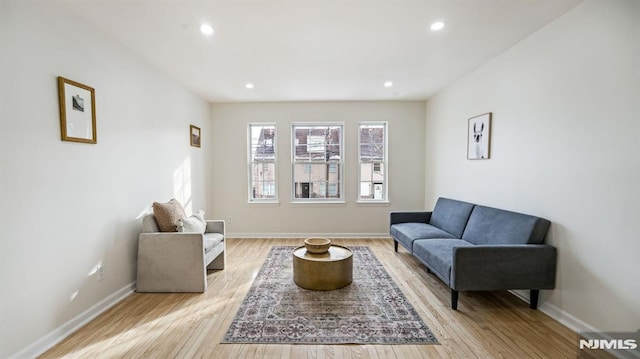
[142,213,160,233]
[152,199,186,232]
[204,233,224,253]
[176,210,206,233]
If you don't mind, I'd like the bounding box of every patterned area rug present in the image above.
[222,246,438,345]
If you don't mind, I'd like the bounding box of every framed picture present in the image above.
[190,125,201,147]
[57,77,97,144]
[467,112,492,160]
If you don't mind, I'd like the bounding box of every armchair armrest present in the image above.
[390,211,432,226]
[205,220,225,235]
[204,220,226,270]
[136,232,207,292]
[450,245,557,291]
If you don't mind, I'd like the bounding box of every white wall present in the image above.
[0,2,211,357]
[210,101,425,237]
[425,0,639,332]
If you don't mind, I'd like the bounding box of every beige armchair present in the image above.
[136,214,225,293]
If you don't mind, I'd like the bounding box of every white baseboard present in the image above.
[536,298,640,359]
[227,233,391,239]
[509,290,640,358]
[509,289,600,334]
[10,282,135,359]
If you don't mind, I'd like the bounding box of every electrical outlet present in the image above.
[97,265,105,282]
[228,216,233,223]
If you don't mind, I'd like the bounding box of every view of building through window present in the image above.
[248,122,386,202]
[359,123,387,201]
[248,124,276,201]
[292,124,343,200]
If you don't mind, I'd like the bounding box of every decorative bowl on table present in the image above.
[304,237,331,254]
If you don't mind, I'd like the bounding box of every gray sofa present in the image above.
[390,197,556,310]
[136,214,226,293]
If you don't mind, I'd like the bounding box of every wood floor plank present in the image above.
[40,238,580,358]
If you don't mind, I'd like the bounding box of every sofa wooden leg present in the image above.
[451,289,458,310]
[530,289,539,309]
[394,240,398,252]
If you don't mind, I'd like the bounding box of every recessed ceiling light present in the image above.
[430,21,445,31]
[384,81,393,88]
[245,83,254,89]
[200,24,214,35]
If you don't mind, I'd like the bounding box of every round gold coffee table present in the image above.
[292,245,353,290]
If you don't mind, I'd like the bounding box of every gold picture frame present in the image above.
[57,76,97,144]
[190,125,201,147]
[467,112,492,160]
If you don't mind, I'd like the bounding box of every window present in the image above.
[359,122,387,201]
[292,124,343,201]
[248,124,277,202]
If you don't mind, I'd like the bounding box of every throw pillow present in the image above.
[152,199,186,232]
[175,210,206,233]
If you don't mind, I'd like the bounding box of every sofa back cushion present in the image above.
[142,214,160,233]
[462,205,550,245]
[429,198,475,238]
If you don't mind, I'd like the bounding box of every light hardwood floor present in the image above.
[42,238,581,358]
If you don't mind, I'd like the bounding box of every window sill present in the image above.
[290,200,347,206]
[246,201,280,207]
[356,200,391,206]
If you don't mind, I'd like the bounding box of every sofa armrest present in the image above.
[450,245,557,291]
[205,220,225,235]
[136,233,207,292]
[390,211,432,226]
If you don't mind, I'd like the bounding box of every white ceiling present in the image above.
[61,0,581,103]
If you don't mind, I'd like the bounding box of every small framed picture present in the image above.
[190,125,201,147]
[57,77,97,144]
[467,113,492,160]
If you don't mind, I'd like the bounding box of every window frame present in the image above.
[247,123,278,203]
[358,121,389,203]
[291,122,345,203]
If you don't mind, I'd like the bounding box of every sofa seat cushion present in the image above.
[413,239,473,285]
[203,233,224,253]
[391,223,456,252]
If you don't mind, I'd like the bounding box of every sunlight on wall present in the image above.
[87,261,103,277]
[69,260,104,302]
[135,206,152,220]
[173,156,193,215]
